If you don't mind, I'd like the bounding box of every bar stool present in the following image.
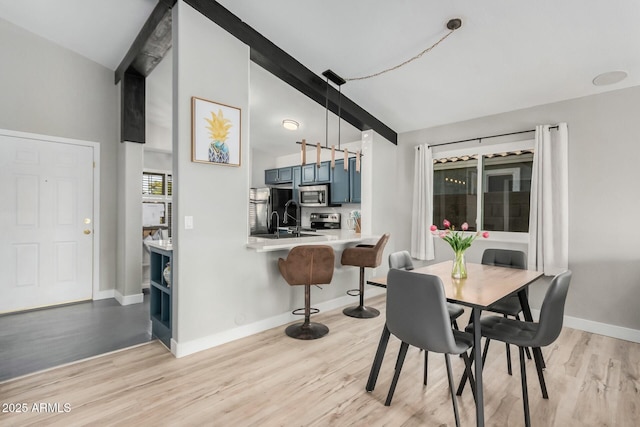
[278,245,335,339]
[341,233,390,318]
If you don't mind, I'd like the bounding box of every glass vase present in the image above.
[452,250,467,279]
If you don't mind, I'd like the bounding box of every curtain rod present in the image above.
[425,125,559,149]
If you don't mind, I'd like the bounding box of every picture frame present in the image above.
[191,96,242,166]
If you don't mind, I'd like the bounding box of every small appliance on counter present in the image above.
[309,213,341,230]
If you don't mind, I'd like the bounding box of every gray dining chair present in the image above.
[481,248,532,374]
[469,270,572,427]
[389,250,466,386]
[384,268,475,427]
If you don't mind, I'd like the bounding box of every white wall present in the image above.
[397,86,640,334]
[0,17,119,293]
[172,4,366,355]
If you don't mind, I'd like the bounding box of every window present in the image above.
[482,153,532,232]
[143,172,165,195]
[142,170,172,237]
[433,159,478,231]
[433,142,533,233]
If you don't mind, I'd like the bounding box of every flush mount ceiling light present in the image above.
[592,70,628,86]
[282,119,299,130]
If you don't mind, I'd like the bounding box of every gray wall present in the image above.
[397,86,640,332]
[0,17,119,292]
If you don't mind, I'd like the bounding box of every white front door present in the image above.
[0,134,94,313]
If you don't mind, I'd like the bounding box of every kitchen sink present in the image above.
[252,232,318,239]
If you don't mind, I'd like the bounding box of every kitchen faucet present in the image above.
[283,199,301,234]
[270,211,280,237]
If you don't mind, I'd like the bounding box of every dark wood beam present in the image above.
[183,0,397,145]
[114,0,176,84]
[116,0,177,144]
[121,70,145,143]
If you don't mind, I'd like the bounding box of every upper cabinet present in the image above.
[349,157,361,203]
[292,166,302,203]
[301,161,330,184]
[265,166,293,185]
[330,159,349,204]
[267,159,361,204]
[330,158,361,204]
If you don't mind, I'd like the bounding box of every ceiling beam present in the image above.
[114,0,176,84]
[121,70,145,143]
[116,0,177,143]
[183,0,398,145]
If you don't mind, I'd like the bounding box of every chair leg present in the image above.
[366,324,390,392]
[285,285,329,340]
[456,346,473,396]
[343,267,380,318]
[445,354,461,427]
[457,338,490,396]
[519,346,531,427]
[424,351,429,386]
[516,314,533,361]
[533,347,549,399]
[461,351,476,403]
[385,342,409,406]
[504,315,513,375]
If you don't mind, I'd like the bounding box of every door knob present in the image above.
[84,229,91,235]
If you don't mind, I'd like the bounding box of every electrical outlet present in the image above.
[185,216,194,229]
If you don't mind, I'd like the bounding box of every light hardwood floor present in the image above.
[1,294,638,426]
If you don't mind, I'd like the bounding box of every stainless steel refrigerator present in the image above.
[249,187,293,235]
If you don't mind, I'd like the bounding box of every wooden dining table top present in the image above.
[368,261,544,309]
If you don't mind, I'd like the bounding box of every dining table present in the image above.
[365,261,543,427]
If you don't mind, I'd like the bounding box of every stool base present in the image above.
[343,305,380,319]
[285,322,329,340]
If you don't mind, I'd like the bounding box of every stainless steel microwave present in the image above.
[299,185,329,207]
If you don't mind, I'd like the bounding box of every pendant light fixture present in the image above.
[295,18,462,173]
[296,69,361,172]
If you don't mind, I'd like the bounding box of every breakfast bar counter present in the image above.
[246,230,377,252]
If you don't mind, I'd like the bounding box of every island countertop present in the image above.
[145,240,173,252]
[246,230,379,252]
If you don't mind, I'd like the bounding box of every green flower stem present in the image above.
[452,250,467,279]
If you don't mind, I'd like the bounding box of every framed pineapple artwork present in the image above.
[191,96,242,166]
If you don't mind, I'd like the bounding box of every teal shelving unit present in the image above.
[149,244,172,348]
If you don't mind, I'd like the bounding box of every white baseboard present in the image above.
[93,289,115,300]
[531,309,640,344]
[114,291,144,306]
[173,288,387,358]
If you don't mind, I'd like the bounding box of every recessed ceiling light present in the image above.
[592,70,628,86]
[282,119,299,130]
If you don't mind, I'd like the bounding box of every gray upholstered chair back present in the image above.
[388,250,414,270]
[481,249,527,270]
[386,269,466,354]
[533,270,572,347]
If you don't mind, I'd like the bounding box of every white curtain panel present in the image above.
[528,123,569,275]
[411,144,435,260]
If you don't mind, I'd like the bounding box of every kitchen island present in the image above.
[246,229,378,252]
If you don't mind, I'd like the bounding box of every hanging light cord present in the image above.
[344,25,459,82]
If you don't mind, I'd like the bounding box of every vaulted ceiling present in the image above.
[2,0,639,155]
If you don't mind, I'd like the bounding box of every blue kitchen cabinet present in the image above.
[349,157,361,203]
[265,166,293,185]
[301,164,316,184]
[292,166,302,203]
[330,159,350,204]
